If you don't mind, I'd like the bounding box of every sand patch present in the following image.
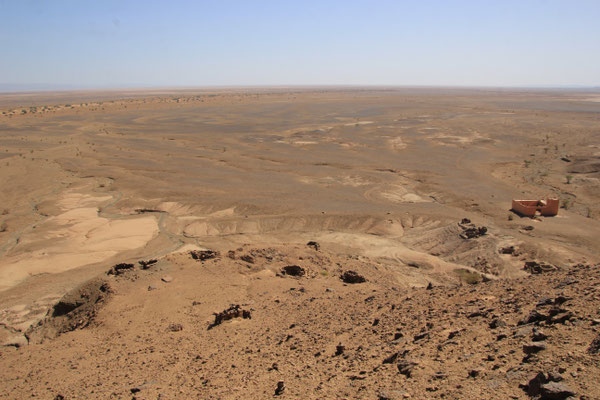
[0,190,159,291]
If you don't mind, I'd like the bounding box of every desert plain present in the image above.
[0,87,599,399]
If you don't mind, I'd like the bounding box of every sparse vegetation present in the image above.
[561,197,573,209]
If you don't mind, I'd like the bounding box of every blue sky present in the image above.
[0,0,599,89]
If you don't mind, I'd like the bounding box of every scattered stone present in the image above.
[208,305,251,330]
[335,344,345,356]
[524,261,557,274]
[274,381,285,396]
[460,226,488,239]
[560,157,571,163]
[147,285,157,291]
[107,263,135,275]
[499,246,517,255]
[523,225,535,231]
[523,342,547,354]
[540,382,576,399]
[518,310,548,325]
[340,270,366,284]
[588,333,600,354]
[240,254,255,264]
[190,250,219,261]
[138,259,158,269]
[382,352,399,364]
[523,371,547,396]
[397,360,417,377]
[489,318,505,329]
[547,371,563,382]
[532,329,548,341]
[281,265,305,277]
[468,369,482,378]
[167,323,183,332]
[306,241,320,251]
[161,276,173,283]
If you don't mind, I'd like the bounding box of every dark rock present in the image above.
[518,310,549,325]
[167,323,183,332]
[397,361,417,377]
[524,261,556,274]
[190,250,219,261]
[560,157,571,163]
[340,270,366,284]
[281,265,305,277]
[523,342,547,354]
[138,259,158,269]
[540,382,576,399]
[208,305,252,330]
[107,263,134,275]
[532,330,549,342]
[306,241,320,251]
[489,318,505,329]
[459,225,488,239]
[240,255,255,264]
[382,352,399,364]
[499,246,516,255]
[588,333,600,354]
[413,332,429,342]
[335,344,345,356]
[468,369,482,378]
[536,297,554,307]
[547,371,563,382]
[161,276,173,283]
[523,372,547,396]
[274,381,285,396]
[426,282,433,290]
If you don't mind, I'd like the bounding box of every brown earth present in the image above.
[0,88,599,399]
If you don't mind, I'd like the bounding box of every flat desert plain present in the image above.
[0,88,599,399]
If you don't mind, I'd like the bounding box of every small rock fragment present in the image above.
[306,241,320,251]
[138,259,158,269]
[281,265,305,277]
[588,333,600,354]
[340,270,366,284]
[523,342,547,354]
[540,382,576,400]
[274,381,285,396]
[190,250,219,261]
[107,263,134,275]
[161,276,173,283]
[167,323,183,332]
[397,361,417,377]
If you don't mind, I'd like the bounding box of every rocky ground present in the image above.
[0,241,598,399]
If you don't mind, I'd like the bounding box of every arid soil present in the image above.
[0,88,599,399]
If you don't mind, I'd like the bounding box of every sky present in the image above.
[0,0,599,90]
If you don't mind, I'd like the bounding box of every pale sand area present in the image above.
[0,187,159,291]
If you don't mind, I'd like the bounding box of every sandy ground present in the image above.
[0,88,599,398]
